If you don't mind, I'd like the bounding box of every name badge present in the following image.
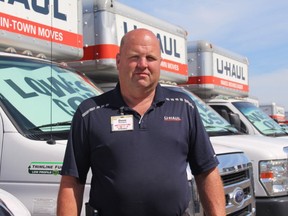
[111,115,134,131]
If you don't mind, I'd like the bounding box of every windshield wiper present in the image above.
[205,125,239,133]
[261,128,288,137]
[29,121,71,130]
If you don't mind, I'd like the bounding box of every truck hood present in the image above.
[277,136,288,140]
[211,142,243,155]
[210,135,288,160]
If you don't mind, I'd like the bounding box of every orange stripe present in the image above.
[81,44,119,60]
[270,115,285,121]
[160,59,188,75]
[187,76,249,92]
[82,44,188,76]
[0,12,82,48]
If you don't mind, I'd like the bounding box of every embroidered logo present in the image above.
[164,116,182,122]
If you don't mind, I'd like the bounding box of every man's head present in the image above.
[116,28,162,95]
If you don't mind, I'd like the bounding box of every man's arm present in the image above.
[194,167,226,216]
[57,175,85,216]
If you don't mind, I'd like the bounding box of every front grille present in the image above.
[222,169,250,186]
[225,187,251,206]
[227,205,252,216]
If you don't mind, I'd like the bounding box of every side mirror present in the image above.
[219,109,230,122]
[229,113,241,132]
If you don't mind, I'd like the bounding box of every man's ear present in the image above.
[116,53,120,65]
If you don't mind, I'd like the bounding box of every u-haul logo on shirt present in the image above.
[164,116,182,122]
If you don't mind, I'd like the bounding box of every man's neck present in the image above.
[121,88,156,116]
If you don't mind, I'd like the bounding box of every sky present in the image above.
[118,0,288,112]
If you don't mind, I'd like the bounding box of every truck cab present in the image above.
[207,98,288,138]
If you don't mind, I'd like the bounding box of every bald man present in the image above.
[57,28,225,216]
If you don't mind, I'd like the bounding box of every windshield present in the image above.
[166,86,239,135]
[233,101,288,136]
[0,56,102,137]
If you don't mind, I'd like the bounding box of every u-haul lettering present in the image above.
[0,0,66,21]
[0,0,83,49]
[0,15,63,41]
[187,53,249,92]
[0,0,81,48]
[123,22,181,59]
[213,53,248,85]
[116,15,187,75]
[212,53,248,92]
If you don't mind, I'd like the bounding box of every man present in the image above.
[57,28,225,216]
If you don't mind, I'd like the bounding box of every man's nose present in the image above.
[137,57,148,68]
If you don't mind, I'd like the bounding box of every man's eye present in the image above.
[147,56,157,61]
[130,56,139,61]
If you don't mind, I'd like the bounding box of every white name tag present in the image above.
[111,115,134,131]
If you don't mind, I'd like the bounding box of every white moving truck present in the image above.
[184,40,288,215]
[69,0,256,215]
[0,1,103,215]
[259,103,286,123]
[185,40,288,138]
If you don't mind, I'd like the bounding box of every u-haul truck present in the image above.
[0,0,255,215]
[184,40,288,138]
[259,103,286,123]
[185,40,249,97]
[183,40,288,216]
[0,1,104,215]
[68,1,256,215]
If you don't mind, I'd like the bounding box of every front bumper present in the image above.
[256,196,288,216]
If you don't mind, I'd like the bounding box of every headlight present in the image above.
[259,159,288,196]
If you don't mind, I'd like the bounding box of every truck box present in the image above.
[185,40,249,98]
[259,103,286,123]
[0,0,83,61]
[68,0,188,84]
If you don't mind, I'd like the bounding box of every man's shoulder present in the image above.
[159,85,196,109]
[78,90,115,109]
[160,85,193,100]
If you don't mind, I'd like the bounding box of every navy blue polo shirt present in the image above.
[61,83,218,216]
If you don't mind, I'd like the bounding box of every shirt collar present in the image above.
[109,83,166,109]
